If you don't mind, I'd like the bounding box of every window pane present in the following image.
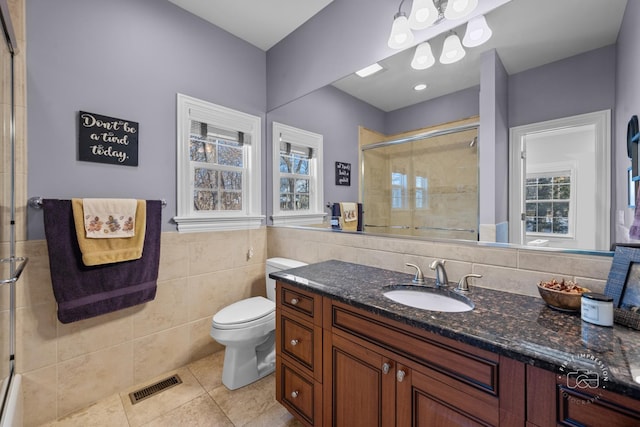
[221,192,242,211]
[194,168,218,189]
[526,217,537,232]
[538,177,552,185]
[218,145,243,167]
[537,202,552,217]
[280,154,292,173]
[221,171,242,190]
[553,217,568,234]
[525,202,537,216]
[554,184,570,199]
[295,194,310,210]
[194,190,217,211]
[280,178,294,194]
[537,185,552,200]
[280,193,293,211]
[526,185,537,200]
[537,217,552,233]
[294,155,309,175]
[295,179,309,193]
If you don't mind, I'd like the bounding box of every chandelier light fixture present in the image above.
[386,0,492,70]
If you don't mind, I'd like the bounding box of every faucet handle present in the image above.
[405,263,425,285]
[457,274,482,293]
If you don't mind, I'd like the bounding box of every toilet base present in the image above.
[221,330,275,390]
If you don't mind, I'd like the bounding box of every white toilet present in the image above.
[210,257,307,390]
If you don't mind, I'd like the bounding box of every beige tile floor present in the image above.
[40,351,303,427]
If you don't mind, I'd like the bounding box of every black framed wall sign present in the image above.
[335,161,351,186]
[78,111,139,166]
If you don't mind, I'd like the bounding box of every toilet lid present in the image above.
[213,296,275,325]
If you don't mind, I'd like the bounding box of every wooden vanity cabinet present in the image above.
[276,282,323,427]
[324,299,524,427]
[526,365,640,427]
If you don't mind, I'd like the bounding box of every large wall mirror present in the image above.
[266,0,628,256]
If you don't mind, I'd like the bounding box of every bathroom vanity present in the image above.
[272,260,640,426]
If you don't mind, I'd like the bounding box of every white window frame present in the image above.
[271,122,325,225]
[174,93,264,232]
[524,163,577,239]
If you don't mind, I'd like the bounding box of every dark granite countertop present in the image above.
[270,260,640,400]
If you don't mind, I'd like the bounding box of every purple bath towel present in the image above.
[43,199,162,323]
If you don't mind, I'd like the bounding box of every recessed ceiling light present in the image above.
[414,83,428,91]
[355,63,383,78]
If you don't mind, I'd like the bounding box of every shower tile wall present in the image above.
[16,228,267,427]
[1,0,25,401]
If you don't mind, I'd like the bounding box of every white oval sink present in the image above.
[383,288,473,312]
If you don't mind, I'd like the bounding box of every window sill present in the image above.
[271,212,327,226]
[173,215,265,232]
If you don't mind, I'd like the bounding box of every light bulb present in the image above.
[439,34,466,64]
[388,13,414,49]
[463,15,492,47]
[411,42,435,70]
[444,0,478,20]
[408,0,439,30]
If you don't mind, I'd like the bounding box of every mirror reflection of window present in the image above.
[391,172,407,209]
[415,176,428,209]
[279,144,311,212]
[525,172,572,236]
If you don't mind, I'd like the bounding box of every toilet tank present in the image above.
[265,257,307,301]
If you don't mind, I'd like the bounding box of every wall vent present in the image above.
[128,374,182,404]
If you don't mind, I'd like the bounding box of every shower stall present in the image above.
[361,122,479,241]
[0,1,28,426]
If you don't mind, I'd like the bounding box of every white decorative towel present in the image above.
[340,202,358,222]
[82,198,137,238]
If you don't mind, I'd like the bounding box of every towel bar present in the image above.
[28,197,167,209]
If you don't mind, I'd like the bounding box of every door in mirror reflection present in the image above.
[510,110,611,251]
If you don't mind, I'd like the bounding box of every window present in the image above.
[391,172,407,209]
[415,176,428,209]
[271,122,324,225]
[174,94,263,232]
[525,170,573,237]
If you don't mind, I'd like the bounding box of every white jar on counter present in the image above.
[581,292,614,327]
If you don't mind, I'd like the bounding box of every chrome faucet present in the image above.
[429,259,448,288]
[405,263,425,285]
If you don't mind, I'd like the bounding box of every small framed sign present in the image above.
[335,161,351,186]
[78,111,139,166]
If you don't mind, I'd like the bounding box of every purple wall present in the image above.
[616,0,640,243]
[26,0,266,239]
[384,86,480,135]
[266,86,384,217]
[266,0,403,111]
[508,45,616,128]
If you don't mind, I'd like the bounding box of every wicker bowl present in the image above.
[537,283,589,312]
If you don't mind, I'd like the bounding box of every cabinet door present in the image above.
[324,332,396,427]
[398,366,499,427]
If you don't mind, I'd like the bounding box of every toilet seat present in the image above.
[212,296,275,330]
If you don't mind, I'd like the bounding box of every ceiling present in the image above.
[167,0,334,51]
[168,0,628,112]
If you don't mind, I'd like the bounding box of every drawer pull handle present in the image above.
[290,298,299,305]
[382,363,390,374]
[397,370,406,382]
[290,339,299,346]
[291,390,299,399]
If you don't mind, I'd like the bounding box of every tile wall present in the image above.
[17,228,267,426]
[267,226,613,297]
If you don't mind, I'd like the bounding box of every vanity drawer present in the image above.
[277,281,322,325]
[281,315,315,369]
[277,358,321,426]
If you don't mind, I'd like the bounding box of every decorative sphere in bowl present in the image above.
[537,279,590,312]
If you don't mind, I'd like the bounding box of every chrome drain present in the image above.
[128,374,182,404]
